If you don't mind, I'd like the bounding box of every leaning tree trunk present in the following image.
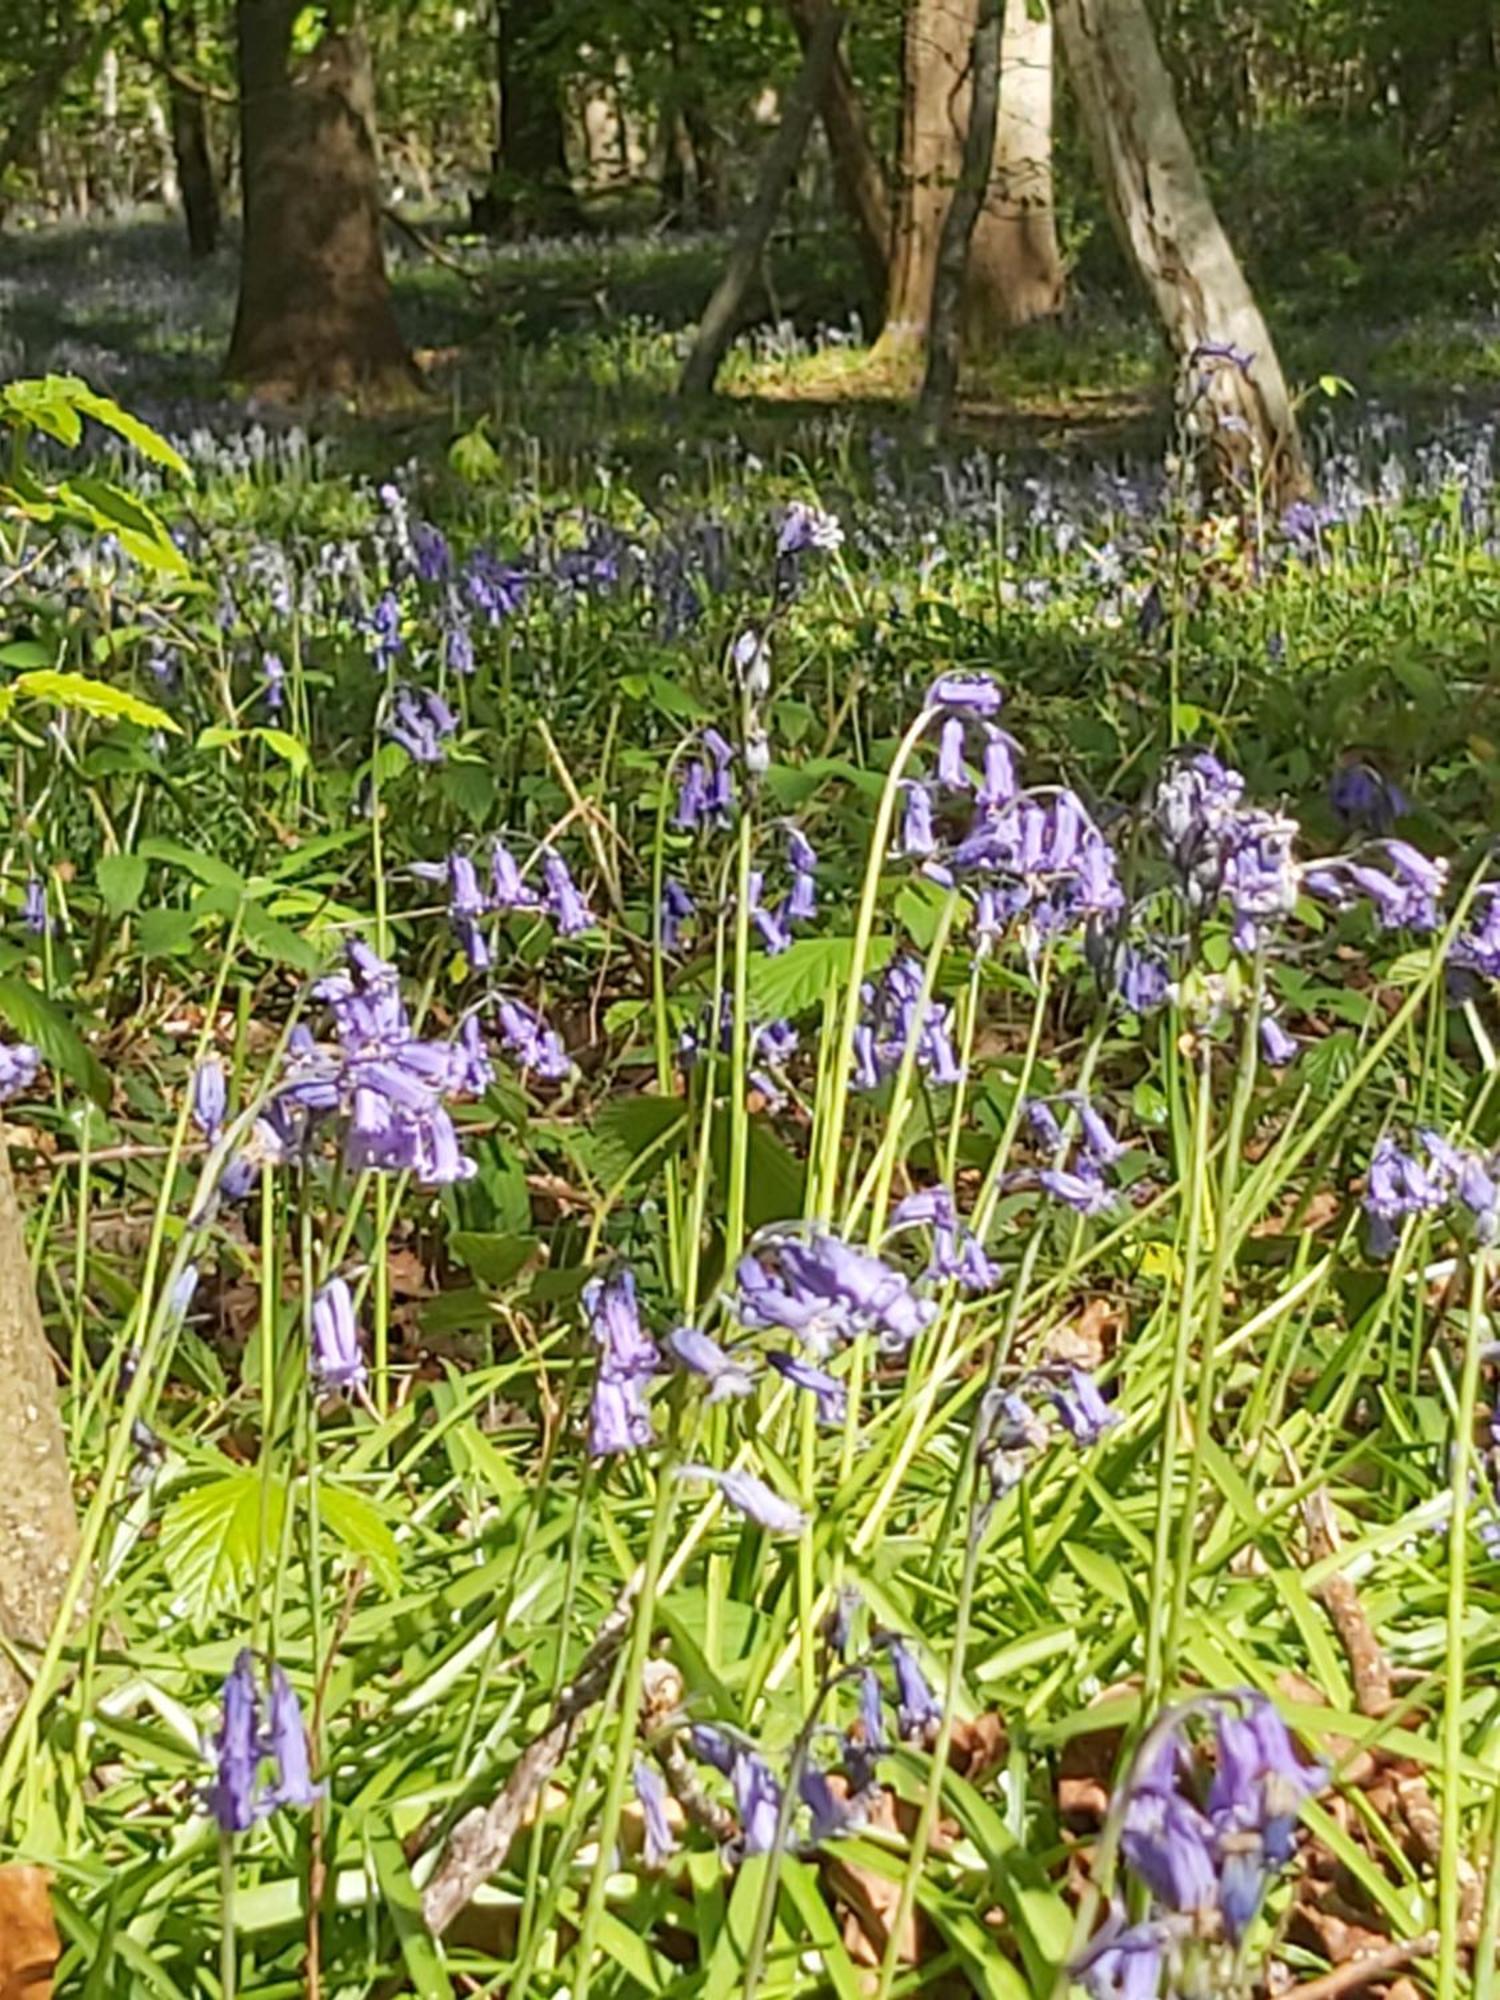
[920,0,1001,425]
[785,0,891,308]
[160,0,220,259]
[227,1,415,401]
[874,0,972,365]
[962,0,1064,336]
[1053,0,1307,504]
[0,1145,79,1737]
[678,10,843,398]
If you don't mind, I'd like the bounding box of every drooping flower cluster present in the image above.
[1364,1127,1500,1253]
[747,827,818,955]
[585,1267,659,1458]
[980,1365,1119,1496]
[205,1650,322,1834]
[852,955,962,1090]
[386,684,457,764]
[1023,1092,1130,1217]
[0,1040,43,1102]
[412,838,593,972]
[1074,1693,1321,1999]
[734,1226,938,1356]
[268,939,481,1186]
[887,1185,999,1293]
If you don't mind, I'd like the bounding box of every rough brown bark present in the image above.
[0,1145,79,1736]
[920,0,1001,423]
[963,0,1064,336]
[160,0,220,259]
[785,0,891,306]
[227,3,415,402]
[1053,0,1307,504]
[677,11,842,399]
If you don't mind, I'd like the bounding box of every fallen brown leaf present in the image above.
[0,1865,59,1998]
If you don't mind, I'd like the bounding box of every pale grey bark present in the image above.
[0,1144,78,1734]
[920,0,1001,423]
[1053,0,1307,502]
[967,0,1065,331]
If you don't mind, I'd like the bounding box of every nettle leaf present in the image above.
[5,669,180,734]
[748,934,896,1019]
[448,1231,540,1287]
[0,977,110,1106]
[586,1094,687,1187]
[158,1467,288,1625]
[318,1482,402,1595]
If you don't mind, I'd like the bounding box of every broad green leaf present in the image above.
[138,837,246,892]
[6,669,179,734]
[319,1482,402,1595]
[96,853,147,916]
[136,908,197,959]
[250,725,310,775]
[157,1467,288,1624]
[68,382,190,475]
[749,934,895,1019]
[448,1230,540,1287]
[587,1094,688,1188]
[0,977,110,1106]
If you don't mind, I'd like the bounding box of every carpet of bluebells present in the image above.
[8,255,1500,1997]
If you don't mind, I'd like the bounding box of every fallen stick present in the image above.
[419,1590,634,1935]
[1276,1930,1438,2000]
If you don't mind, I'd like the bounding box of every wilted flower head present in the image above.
[667,1324,756,1402]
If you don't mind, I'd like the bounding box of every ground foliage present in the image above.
[3,233,1500,2000]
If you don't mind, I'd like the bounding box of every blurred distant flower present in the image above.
[659,878,695,953]
[1329,761,1406,835]
[767,1350,847,1424]
[635,1759,676,1868]
[496,996,569,1081]
[1048,1367,1118,1445]
[261,652,285,713]
[1259,1015,1297,1066]
[22,877,46,935]
[777,501,843,558]
[678,1464,807,1534]
[542,851,594,936]
[191,1059,227,1139]
[366,590,404,668]
[667,1325,756,1402]
[387,685,456,764]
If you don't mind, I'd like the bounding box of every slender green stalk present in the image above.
[1438,1248,1488,2000]
[219,1832,237,2000]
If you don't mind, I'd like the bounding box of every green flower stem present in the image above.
[1438,1247,1488,2000]
[219,1831,237,2000]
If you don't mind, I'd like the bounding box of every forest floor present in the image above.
[5,203,1500,1996]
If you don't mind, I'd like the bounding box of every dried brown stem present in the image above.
[1278,1931,1438,2000]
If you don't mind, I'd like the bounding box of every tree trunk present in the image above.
[227,3,415,402]
[785,0,891,308]
[160,0,220,259]
[1053,0,1306,504]
[678,11,843,399]
[876,0,971,364]
[920,0,1001,424]
[0,1145,79,1736]
[473,0,582,235]
[963,0,1064,336]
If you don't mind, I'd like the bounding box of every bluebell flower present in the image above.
[1072,1908,1175,2000]
[776,500,843,557]
[889,1185,998,1292]
[542,851,593,936]
[667,1325,756,1402]
[977,727,1020,809]
[1048,1367,1118,1445]
[937,715,970,790]
[852,957,962,1091]
[1329,762,1406,834]
[366,590,404,668]
[411,520,452,584]
[205,1650,265,1834]
[21,876,46,935]
[191,1059,227,1140]
[451,1016,493,1096]
[767,1350,847,1424]
[589,1370,655,1458]
[1121,1787,1220,1915]
[735,1231,937,1355]
[900,781,938,857]
[1452,887,1500,981]
[1039,1156,1115,1216]
[261,652,285,712]
[887,1638,941,1742]
[634,1758,676,1868]
[264,1666,323,1808]
[1259,1015,1297,1066]
[927,674,1003,716]
[798,1763,853,1843]
[167,1263,200,1322]
[497,997,570,1083]
[387,685,456,764]
[489,840,541,913]
[1365,1132,1450,1253]
[785,829,817,920]
[584,1267,659,1380]
[659,879,695,953]
[1072,1097,1125,1167]
[688,1724,737,1775]
[732,1751,783,1855]
[0,1040,41,1104]
[678,1464,808,1534]
[1117,948,1171,1015]
[463,549,527,624]
[311,1276,367,1393]
[748,871,792,955]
